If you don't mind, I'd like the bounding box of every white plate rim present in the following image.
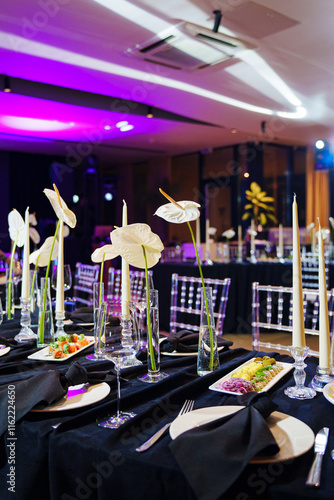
[323,382,334,405]
[27,336,94,362]
[169,406,315,463]
[30,382,110,412]
[0,346,10,357]
[209,357,293,395]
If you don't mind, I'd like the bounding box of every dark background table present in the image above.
[0,320,333,500]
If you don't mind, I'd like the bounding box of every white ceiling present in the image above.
[0,0,334,167]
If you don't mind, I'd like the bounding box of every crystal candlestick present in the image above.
[14,298,37,342]
[284,346,316,400]
[119,315,142,367]
[55,312,66,338]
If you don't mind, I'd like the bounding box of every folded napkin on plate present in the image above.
[66,307,120,326]
[160,329,233,353]
[0,361,115,436]
[169,392,279,500]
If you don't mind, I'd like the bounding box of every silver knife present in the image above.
[306,427,329,487]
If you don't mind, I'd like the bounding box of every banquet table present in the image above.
[0,320,334,500]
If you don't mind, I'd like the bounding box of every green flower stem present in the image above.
[142,245,156,372]
[6,238,18,319]
[98,301,106,351]
[187,221,214,371]
[98,254,105,350]
[39,220,60,344]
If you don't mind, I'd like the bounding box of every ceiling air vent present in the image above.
[123,21,256,71]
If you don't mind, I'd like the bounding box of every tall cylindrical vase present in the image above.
[197,287,220,376]
[138,289,168,383]
[87,282,105,361]
[37,277,55,348]
[5,268,14,320]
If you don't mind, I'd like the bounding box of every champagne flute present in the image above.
[96,346,137,428]
[130,274,154,349]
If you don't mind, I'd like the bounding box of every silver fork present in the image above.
[135,399,194,452]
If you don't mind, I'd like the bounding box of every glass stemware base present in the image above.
[284,346,316,400]
[310,366,334,392]
[97,411,136,429]
[138,370,169,384]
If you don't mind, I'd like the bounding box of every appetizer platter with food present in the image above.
[28,333,93,361]
[209,356,293,395]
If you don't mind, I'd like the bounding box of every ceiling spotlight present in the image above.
[104,125,111,131]
[315,140,325,150]
[3,75,11,92]
[146,106,153,118]
[120,124,134,132]
[73,194,79,204]
[116,120,128,128]
[230,128,237,134]
[244,172,250,178]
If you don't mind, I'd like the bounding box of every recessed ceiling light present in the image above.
[116,120,128,128]
[120,124,134,132]
[104,125,111,130]
[231,128,237,134]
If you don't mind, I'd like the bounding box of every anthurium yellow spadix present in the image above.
[44,186,77,228]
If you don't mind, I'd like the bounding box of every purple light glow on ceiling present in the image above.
[1,116,74,132]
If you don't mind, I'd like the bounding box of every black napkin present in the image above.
[160,329,233,353]
[0,361,115,436]
[169,392,279,500]
[66,307,120,326]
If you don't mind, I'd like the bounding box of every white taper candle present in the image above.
[21,207,30,301]
[292,195,306,348]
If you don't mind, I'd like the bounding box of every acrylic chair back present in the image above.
[301,251,329,290]
[73,262,100,307]
[107,268,153,305]
[251,281,334,357]
[169,273,231,336]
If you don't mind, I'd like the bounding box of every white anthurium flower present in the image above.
[110,223,164,269]
[91,244,119,263]
[208,227,217,235]
[247,228,257,236]
[307,222,315,232]
[316,229,330,241]
[29,237,59,266]
[222,229,235,239]
[29,213,37,226]
[8,209,25,247]
[154,200,200,224]
[29,227,40,245]
[44,185,77,228]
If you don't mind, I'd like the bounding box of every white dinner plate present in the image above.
[30,382,110,412]
[169,406,314,463]
[323,382,334,405]
[209,358,293,395]
[27,336,94,362]
[0,346,10,357]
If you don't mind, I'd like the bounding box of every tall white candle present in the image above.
[292,195,306,347]
[279,223,284,257]
[55,220,64,316]
[250,219,255,254]
[121,200,130,318]
[205,218,210,258]
[238,225,243,259]
[318,222,330,368]
[21,207,30,301]
[196,218,201,247]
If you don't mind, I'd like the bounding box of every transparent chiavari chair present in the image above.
[107,268,153,305]
[169,273,231,336]
[73,262,100,307]
[301,251,329,290]
[251,282,334,357]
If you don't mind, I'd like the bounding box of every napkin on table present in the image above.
[66,306,120,326]
[169,392,279,500]
[0,361,115,436]
[160,329,233,353]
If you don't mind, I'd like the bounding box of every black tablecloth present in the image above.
[152,262,294,334]
[0,319,333,500]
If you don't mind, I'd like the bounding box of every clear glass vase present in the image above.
[197,287,220,376]
[87,282,105,360]
[138,289,168,383]
[37,277,55,348]
[5,268,14,320]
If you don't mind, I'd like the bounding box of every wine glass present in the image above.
[130,274,154,349]
[51,264,72,292]
[96,346,137,429]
